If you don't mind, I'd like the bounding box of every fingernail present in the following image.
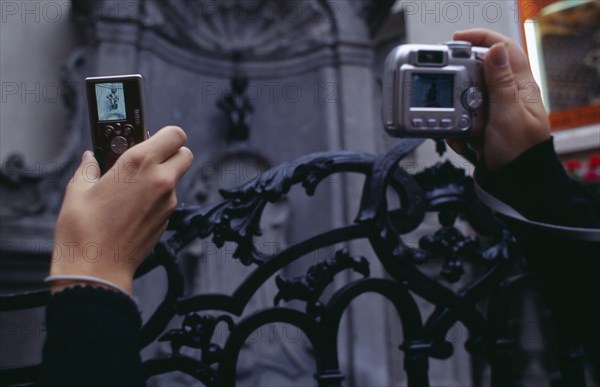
[493,43,508,67]
[81,150,92,162]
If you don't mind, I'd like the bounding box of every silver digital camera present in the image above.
[382,41,488,137]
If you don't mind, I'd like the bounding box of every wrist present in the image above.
[46,275,134,298]
[485,130,550,171]
[48,266,134,295]
[48,279,121,295]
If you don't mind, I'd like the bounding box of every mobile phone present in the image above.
[85,74,148,174]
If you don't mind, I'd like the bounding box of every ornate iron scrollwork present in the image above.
[274,248,370,319]
[0,138,582,387]
[160,313,234,359]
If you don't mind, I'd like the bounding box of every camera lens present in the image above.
[418,50,444,64]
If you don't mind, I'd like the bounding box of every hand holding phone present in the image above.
[86,74,148,174]
[50,126,193,295]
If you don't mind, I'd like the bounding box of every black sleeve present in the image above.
[41,286,145,387]
[477,137,600,228]
[477,138,600,371]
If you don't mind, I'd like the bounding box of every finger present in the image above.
[453,28,512,48]
[484,43,521,110]
[159,146,194,182]
[136,126,187,163]
[454,29,530,75]
[70,150,100,190]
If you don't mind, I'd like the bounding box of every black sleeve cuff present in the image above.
[41,286,145,386]
[476,137,599,228]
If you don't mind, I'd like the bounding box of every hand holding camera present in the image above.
[383,40,488,138]
[383,29,550,171]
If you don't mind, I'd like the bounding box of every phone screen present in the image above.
[95,82,127,121]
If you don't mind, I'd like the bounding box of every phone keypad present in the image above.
[110,136,129,155]
[103,126,114,137]
[103,124,135,154]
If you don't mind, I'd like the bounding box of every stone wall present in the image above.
[1,0,407,384]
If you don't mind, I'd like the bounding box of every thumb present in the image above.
[484,42,519,109]
[71,150,100,188]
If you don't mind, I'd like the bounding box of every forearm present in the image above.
[476,137,600,370]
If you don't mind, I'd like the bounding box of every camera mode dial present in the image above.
[462,86,484,111]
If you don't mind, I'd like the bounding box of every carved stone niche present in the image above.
[69,0,380,245]
[0,50,90,291]
[0,0,373,286]
[1,0,400,383]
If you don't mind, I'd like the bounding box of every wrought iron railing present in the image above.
[0,139,588,386]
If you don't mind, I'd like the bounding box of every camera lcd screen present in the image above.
[411,73,454,108]
[95,82,127,121]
